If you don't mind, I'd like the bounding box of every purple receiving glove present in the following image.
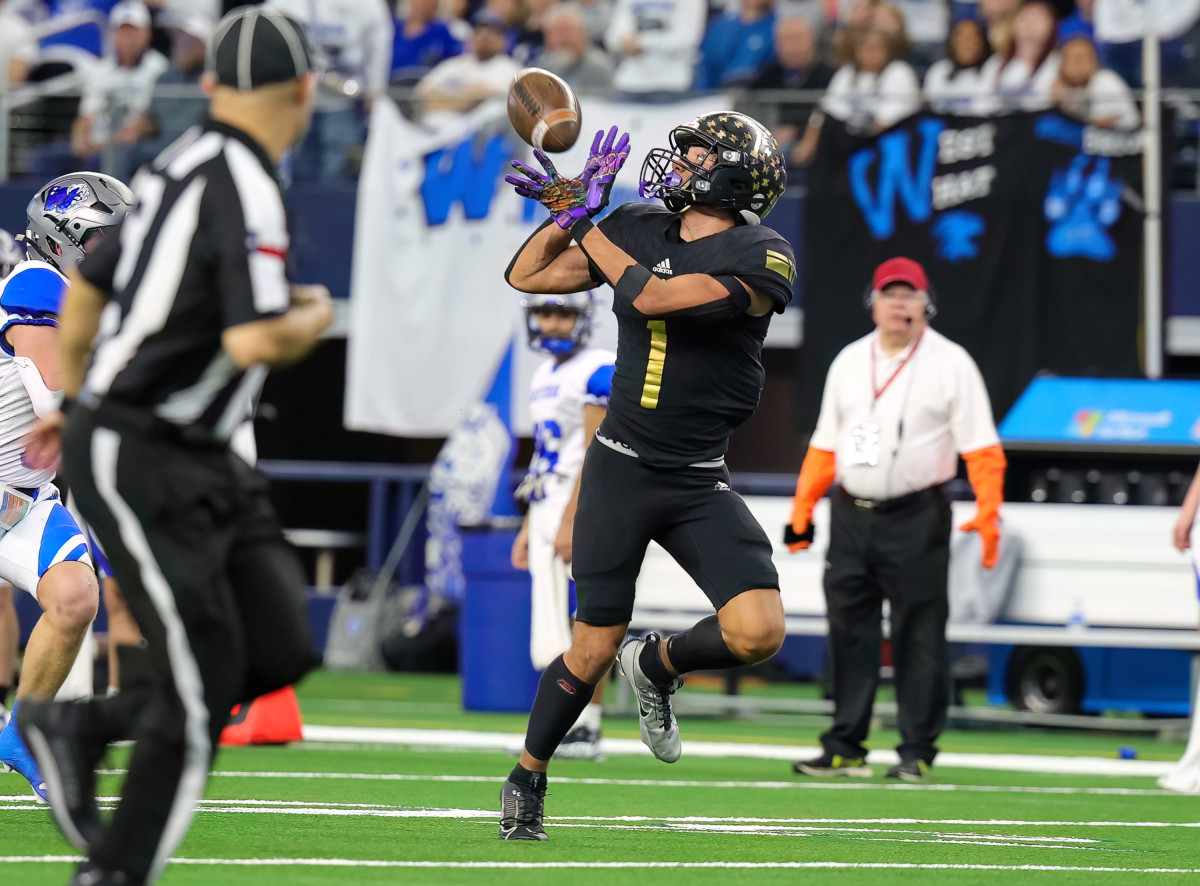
[581,126,630,215]
[503,127,631,230]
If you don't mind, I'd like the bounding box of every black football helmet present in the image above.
[639,111,786,223]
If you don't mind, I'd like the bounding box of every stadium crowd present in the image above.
[0,0,1192,183]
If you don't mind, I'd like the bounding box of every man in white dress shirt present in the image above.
[786,256,1006,782]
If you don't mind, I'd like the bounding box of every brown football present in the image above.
[507,68,581,153]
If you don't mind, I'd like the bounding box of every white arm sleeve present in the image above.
[12,355,63,418]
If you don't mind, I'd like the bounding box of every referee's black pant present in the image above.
[820,485,951,765]
[63,405,318,884]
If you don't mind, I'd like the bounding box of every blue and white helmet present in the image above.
[0,229,23,278]
[24,171,135,272]
[520,291,594,356]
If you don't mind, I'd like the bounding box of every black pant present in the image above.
[571,442,779,626]
[820,485,951,765]
[63,406,318,883]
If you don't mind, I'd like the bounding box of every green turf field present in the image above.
[3,671,1199,885]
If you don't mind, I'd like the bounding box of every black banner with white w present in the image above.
[800,111,1145,427]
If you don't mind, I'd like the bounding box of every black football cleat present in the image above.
[499,777,548,841]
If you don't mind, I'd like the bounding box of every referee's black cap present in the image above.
[208,7,313,91]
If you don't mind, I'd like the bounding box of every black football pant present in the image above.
[820,486,951,765]
[63,406,318,884]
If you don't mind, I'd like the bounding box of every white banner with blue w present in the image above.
[344,93,730,438]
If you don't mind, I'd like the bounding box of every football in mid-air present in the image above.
[507,68,581,153]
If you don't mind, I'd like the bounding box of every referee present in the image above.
[19,9,332,886]
[787,257,1005,782]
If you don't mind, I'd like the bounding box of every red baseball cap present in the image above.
[872,257,928,291]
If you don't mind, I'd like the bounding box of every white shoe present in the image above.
[554,725,604,761]
[618,633,682,763]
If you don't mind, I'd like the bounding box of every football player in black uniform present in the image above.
[499,116,797,840]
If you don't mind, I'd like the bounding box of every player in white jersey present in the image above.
[0,172,134,801]
[511,291,614,759]
[0,230,24,727]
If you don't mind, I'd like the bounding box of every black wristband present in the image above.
[613,263,654,307]
[569,217,594,240]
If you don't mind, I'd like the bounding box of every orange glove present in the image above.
[786,446,836,552]
[958,444,1006,569]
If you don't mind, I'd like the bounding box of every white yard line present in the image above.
[3,795,1198,829]
[1,857,1198,873]
[300,725,1180,777]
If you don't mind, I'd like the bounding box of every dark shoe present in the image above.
[792,751,872,778]
[499,777,548,841]
[69,862,143,885]
[885,759,931,782]
[18,700,106,850]
[554,725,604,761]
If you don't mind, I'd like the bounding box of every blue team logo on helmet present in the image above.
[44,184,91,215]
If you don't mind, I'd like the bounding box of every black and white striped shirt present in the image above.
[78,118,291,443]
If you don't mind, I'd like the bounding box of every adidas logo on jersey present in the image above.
[652,258,673,276]
[714,481,731,491]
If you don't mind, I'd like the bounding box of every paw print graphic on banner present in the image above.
[932,211,985,262]
[1044,155,1125,261]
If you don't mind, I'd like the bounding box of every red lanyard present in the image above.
[871,328,924,403]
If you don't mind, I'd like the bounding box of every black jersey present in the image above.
[590,203,796,467]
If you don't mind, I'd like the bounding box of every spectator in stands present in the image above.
[391,0,463,85]
[482,0,533,60]
[444,0,473,43]
[1058,0,1096,44]
[892,0,950,60]
[869,3,913,61]
[415,8,520,118]
[126,11,209,168]
[68,1,167,168]
[574,0,611,44]
[832,0,878,66]
[535,3,614,94]
[515,0,560,64]
[0,0,38,85]
[924,18,1000,114]
[978,0,1018,52]
[994,0,1060,111]
[1052,35,1138,130]
[694,0,778,90]
[265,0,395,182]
[29,0,120,65]
[794,23,920,164]
[605,0,706,98]
[752,14,833,166]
